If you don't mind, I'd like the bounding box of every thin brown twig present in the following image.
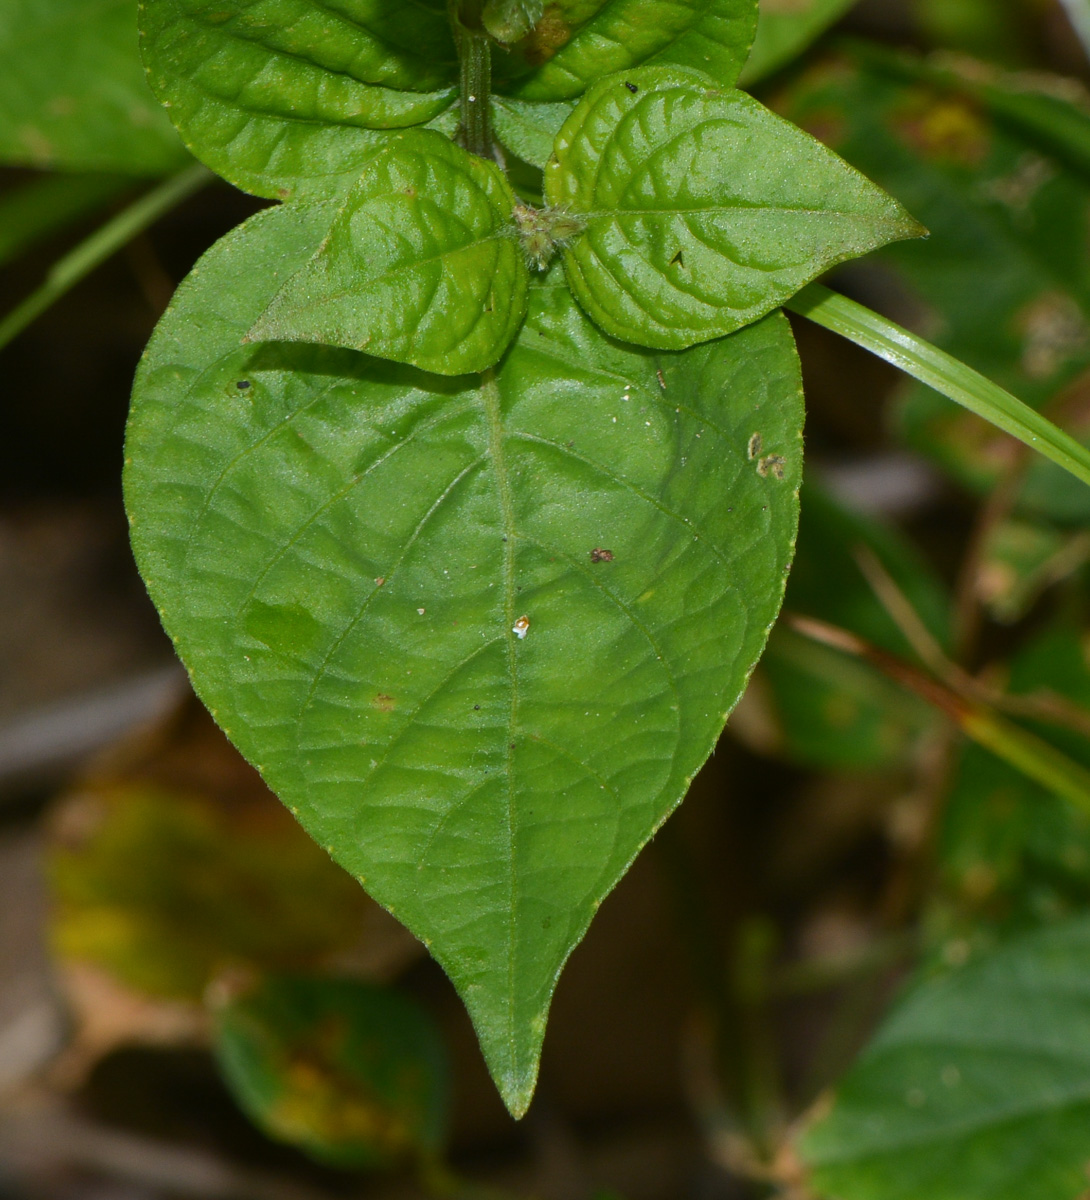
[853,545,1090,741]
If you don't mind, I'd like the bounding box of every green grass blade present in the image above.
[0,163,212,351]
[786,283,1090,490]
[0,173,135,270]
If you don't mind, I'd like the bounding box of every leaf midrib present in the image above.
[481,366,520,1071]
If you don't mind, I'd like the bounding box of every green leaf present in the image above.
[139,0,457,200]
[493,0,759,100]
[0,0,185,172]
[738,0,859,88]
[213,975,448,1168]
[124,203,803,1116]
[248,132,528,376]
[547,66,924,350]
[492,97,576,170]
[801,915,1090,1200]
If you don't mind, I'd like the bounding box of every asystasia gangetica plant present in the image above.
[126,0,950,1117]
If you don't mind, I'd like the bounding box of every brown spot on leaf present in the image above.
[372,694,396,712]
[519,5,572,66]
[757,455,786,481]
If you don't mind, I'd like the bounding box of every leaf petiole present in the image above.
[785,283,1090,491]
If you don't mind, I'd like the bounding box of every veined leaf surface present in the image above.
[125,201,803,1116]
[494,0,759,99]
[139,0,758,195]
[0,0,185,172]
[492,97,576,170]
[801,916,1090,1200]
[547,66,925,349]
[249,132,528,376]
[139,0,457,198]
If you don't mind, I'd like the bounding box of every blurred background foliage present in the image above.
[6,0,1090,1197]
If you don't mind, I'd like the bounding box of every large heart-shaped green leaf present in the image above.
[249,132,528,375]
[139,0,457,199]
[125,199,803,1116]
[0,0,186,172]
[547,66,925,349]
[800,915,1090,1200]
[493,0,759,99]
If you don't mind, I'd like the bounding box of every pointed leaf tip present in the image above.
[548,66,925,350]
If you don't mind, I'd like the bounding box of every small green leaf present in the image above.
[547,66,924,350]
[492,97,576,169]
[494,0,759,100]
[0,0,185,172]
[125,202,803,1116]
[248,132,528,376]
[213,975,448,1168]
[801,915,1090,1200]
[139,0,457,199]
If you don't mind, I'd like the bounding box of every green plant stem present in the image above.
[788,613,1090,818]
[0,173,135,270]
[453,1,493,159]
[785,283,1090,490]
[0,163,212,351]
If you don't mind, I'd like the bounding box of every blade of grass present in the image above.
[0,174,137,270]
[786,283,1090,491]
[0,163,213,351]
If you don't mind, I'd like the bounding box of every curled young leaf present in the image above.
[139,0,457,199]
[546,66,926,349]
[125,201,803,1117]
[248,131,528,376]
